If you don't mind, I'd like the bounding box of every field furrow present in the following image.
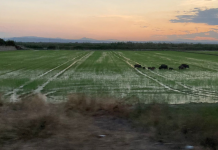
[1,50,218,104]
[115,51,218,102]
[5,52,87,101]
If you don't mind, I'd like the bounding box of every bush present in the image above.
[131,103,218,149]
[17,41,218,50]
[0,94,59,144]
[65,94,131,117]
[16,114,59,139]
[1,94,218,149]
[5,40,15,46]
[47,45,56,49]
[0,38,6,46]
[0,95,3,107]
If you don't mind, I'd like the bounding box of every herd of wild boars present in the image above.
[134,64,189,70]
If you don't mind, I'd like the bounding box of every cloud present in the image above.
[170,8,218,25]
[211,27,218,31]
[181,0,218,7]
[179,30,191,34]
[167,30,218,41]
[97,15,134,19]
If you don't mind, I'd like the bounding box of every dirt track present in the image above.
[0,46,17,51]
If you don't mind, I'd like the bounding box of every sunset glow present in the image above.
[1,0,218,41]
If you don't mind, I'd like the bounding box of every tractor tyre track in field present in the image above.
[154,53,218,72]
[113,52,186,93]
[5,53,86,100]
[151,53,218,81]
[178,50,218,57]
[122,52,218,99]
[114,52,218,100]
[149,70,218,96]
[41,52,96,98]
[8,52,89,102]
[119,52,217,97]
[153,53,217,74]
[151,53,218,93]
[0,53,67,78]
[18,52,94,101]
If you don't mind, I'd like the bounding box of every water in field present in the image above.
[0,50,218,104]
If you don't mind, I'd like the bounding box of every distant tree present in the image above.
[0,38,6,46]
[47,45,56,49]
[6,40,16,46]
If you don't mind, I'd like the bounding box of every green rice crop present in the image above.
[0,50,218,104]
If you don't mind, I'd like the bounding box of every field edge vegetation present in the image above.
[17,41,218,51]
[0,94,218,150]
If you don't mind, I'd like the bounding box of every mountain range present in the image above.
[6,36,119,43]
[4,36,218,44]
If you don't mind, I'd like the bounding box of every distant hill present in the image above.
[4,36,218,44]
[6,36,119,43]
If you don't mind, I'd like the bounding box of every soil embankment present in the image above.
[0,46,17,51]
[0,94,210,150]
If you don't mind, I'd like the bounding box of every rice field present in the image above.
[1,50,218,104]
[190,51,218,55]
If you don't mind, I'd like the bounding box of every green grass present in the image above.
[0,50,218,103]
[190,51,218,55]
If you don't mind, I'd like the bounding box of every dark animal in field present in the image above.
[134,64,142,68]
[143,67,145,69]
[169,67,173,70]
[159,64,168,70]
[181,64,189,68]
[148,67,155,70]
[179,65,185,70]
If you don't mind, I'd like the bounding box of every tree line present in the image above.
[16,42,218,51]
[0,38,16,46]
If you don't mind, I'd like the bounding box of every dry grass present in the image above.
[0,93,3,107]
[1,94,218,150]
[0,94,139,150]
[65,94,131,117]
[0,94,59,143]
[132,103,218,150]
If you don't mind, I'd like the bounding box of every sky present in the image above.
[1,0,218,41]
